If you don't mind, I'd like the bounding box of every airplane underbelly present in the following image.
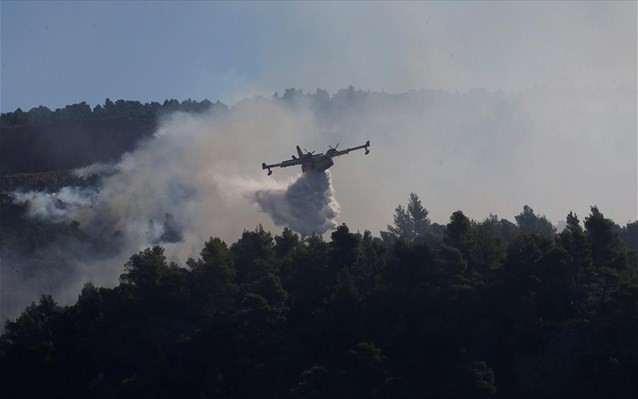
[302,157,333,173]
[314,158,334,171]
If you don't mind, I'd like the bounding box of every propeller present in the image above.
[326,143,340,157]
[304,148,315,155]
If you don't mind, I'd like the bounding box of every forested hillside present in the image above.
[1,91,636,398]
[0,87,443,174]
[0,98,225,173]
[1,200,637,399]
[0,89,351,174]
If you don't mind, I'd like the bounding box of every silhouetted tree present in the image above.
[329,224,361,270]
[445,210,478,267]
[26,105,53,123]
[583,206,631,317]
[186,237,237,314]
[384,193,431,242]
[275,227,300,258]
[515,205,556,237]
[231,225,275,283]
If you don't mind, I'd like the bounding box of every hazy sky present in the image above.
[1,1,635,112]
[1,1,636,317]
[0,1,636,225]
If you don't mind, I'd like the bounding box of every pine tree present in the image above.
[408,193,431,237]
[385,193,431,242]
[515,205,556,237]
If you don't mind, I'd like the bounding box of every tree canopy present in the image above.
[2,195,637,399]
[0,98,226,126]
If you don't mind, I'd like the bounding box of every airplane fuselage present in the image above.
[301,154,334,173]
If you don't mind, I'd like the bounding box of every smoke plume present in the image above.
[12,186,98,221]
[3,86,636,324]
[254,171,340,235]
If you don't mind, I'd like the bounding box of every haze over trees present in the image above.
[0,98,227,174]
[1,85,635,230]
[1,92,636,398]
[0,98,223,126]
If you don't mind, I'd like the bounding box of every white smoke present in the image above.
[4,86,635,323]
[72,162,119,178]
[4,102,319,321]
[254,170,340,235]
[12,186,98,221]
[9,100,326,268]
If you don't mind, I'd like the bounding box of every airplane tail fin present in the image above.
[296,146,304,158]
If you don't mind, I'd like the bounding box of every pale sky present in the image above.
[1,1,636,316]
[0,0,636,225]
[2,1,636,112]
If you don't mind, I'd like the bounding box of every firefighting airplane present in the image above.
[262,140,370,175]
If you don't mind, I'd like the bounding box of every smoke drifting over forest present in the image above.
[12,187,97,221]
[2,86,637,322]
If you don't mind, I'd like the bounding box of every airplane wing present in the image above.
[262,157,302,175]
[328,140,370,157]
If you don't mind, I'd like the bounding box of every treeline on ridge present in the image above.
[0,87,376,127]
[0,98,225,126]
[0,98,227,174]
[1,194,637,399]
[0,88,365,173]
